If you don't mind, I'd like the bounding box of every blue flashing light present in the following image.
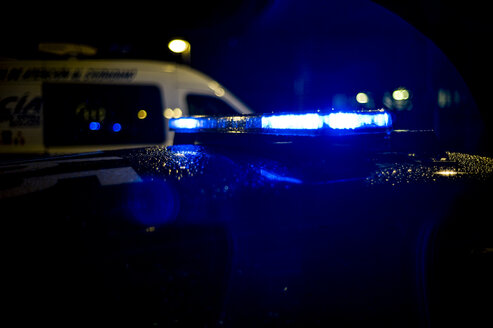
[325,112,391,129]
[112,123,122,132]
[169,117,214,130]
[174,118,201,129]
[89,122,101,131]
[169,110,392,135]
[261,113,323,130]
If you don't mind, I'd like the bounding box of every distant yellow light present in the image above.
[356,92,369,104]
[137,109,147,119]
[168,39,190,53]
[163,108,174,119]
[164,107,183,119]
[392,88,410,101]
[173,108,183,118]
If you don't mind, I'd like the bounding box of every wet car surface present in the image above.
[1,131,492,327]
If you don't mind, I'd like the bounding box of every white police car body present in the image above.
[0,59,252,154]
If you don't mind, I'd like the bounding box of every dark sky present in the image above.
[1,0,491,153]
[189,0,437,110]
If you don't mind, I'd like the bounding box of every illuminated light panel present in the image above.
[170,118,200,129]
[169,111,392,134]
[261,113,323,129]
[169,117,215,130]
[325,112,391,129]
[89,122,101,131]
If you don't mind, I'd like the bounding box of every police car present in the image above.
[0,58,252,154]
[1,110,491,327]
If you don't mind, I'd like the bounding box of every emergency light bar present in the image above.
[169,110,392,135]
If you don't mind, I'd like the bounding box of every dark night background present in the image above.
[1,0,491,154]
[1,3,492,326]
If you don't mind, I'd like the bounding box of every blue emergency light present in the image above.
[89,122,101,131]
[169,110,392,135]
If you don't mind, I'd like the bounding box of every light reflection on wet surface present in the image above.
[125,145,312,198]
[126,146,493,194]
[366,151,493,186]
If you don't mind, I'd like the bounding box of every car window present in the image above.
[43,83,165,146]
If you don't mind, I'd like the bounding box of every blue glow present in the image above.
[112,123,122,132]
[169,117,202,129]
[260,169,303,184]
[89,122,101,131]
[262,113,323,129]
[126,180,179,226]
[325,112,390,129]
[325,113,360,129]
[373,113,391,127]
[169,111,392,134]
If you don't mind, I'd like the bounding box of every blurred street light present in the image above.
[392,88,410,101]
[168,39,191,64]
[356,92,369,104]
[168,39,189,53]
